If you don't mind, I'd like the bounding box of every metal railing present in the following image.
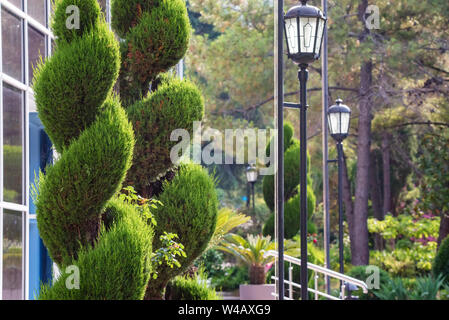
[265,250,369,300]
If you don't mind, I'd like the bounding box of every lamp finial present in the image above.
[300,0,308,5]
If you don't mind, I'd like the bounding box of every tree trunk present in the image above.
[341,150,356,258]
[369,150,384,251]
[351,59,373,265]
[381,133,392,217]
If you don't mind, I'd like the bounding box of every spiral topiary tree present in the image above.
[111,0,218,299]
[262,123,316,239]
[33,0,153,299]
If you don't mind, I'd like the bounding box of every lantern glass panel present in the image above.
[285,17,299,54]
[340,112,351,135]
[315,18,325,54]
[328,112,340,135]
[299,16,317,53]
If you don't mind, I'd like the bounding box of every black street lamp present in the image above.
[284,0,326,300]
[327,99,351,295]
[246,164,258,212]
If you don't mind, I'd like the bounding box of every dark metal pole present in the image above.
[299,64,309,300]
[246,183,251,209]
[252,182,255,213]
[337,142,344,290]
[276,0,285,300]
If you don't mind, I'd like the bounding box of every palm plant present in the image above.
[217,234,275,285]
[206,208,251,251]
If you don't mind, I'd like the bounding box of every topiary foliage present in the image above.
[112,0,191,107]
[262,123,316,238]
[125,75,204,193]
[111,0,218,300]
[33,0,152,299]
[145,163,218,299]
[433,235,449,284]
[39,199,153,300]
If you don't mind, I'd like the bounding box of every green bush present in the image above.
[166,273,220,300]
[262,124,316,238]
[111,0,191,106]
[212,265,249,292]
[39,202,153,300]
[33,0,150,300]
[51,0,101,43]
[33,22,120,153]
[347,265,392,300]
[125,75,204,190]
[433,236,449,284]
[145,163,218,299]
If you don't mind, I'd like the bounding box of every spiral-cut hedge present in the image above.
[145,163,218,299]
[262,123,316,238]
[111,0,218,300]
[33,0,152,299]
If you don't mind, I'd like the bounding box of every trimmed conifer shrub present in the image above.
[125,75,204,191]
[433,236,449,284]
[39,200,153,300]
[33,0,152,299]
[111,0,218,300]
[145,163,218,299]
[262,123,316,238]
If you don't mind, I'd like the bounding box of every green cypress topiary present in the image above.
[33,0,152,299]
[145,163,218,299]
[433,236,449,284]
[262,123,316,238]
[111,0,218,300]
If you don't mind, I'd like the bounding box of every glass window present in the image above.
[6,0,22,10]
[3,84,24,205]
[27,0,46,26]
[28,26,45,85]
[2,210,23,300]
[2,9,23,82]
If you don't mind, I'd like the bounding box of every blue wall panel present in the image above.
[28,113,53,300]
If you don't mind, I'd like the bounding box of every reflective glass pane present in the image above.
[28,0,46,26]
[6,0,22,10]
[2,210,23,300]
[328,112,340,135]
[2,10,23,82]
[285,18,298,54]
[3,84,24,204]
[28,25,45,85]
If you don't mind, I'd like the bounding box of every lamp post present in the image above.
[246,164,258,213]
[327,99,351,293]
[284,0,326,300]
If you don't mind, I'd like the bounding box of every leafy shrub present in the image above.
[166,272,220,300]
[409,274,445,300]
[212,265,249,292]
[262,124,316,238]
[145,163,218,299]
[433,236,449,284]
[347,265,392,300]
[195,249,225,280]
[373,277,409,300]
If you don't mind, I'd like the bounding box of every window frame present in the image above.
[0,0,54,301]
